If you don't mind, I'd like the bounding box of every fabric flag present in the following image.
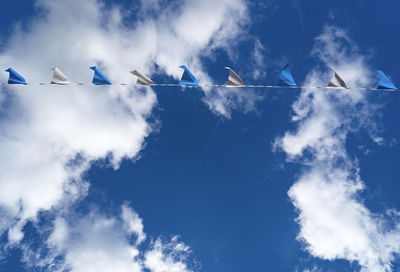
[131,70,155,85]
[328,65,347,88]
[225,67,246,86]
[278,64,296,86]
[51,67,70,85]
[90,66,112,85]
[6,68,27,84]
[179,65,198,86]
[376,70,397,90]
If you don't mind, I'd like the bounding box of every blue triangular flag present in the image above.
[90,66,112,85]
[278,64,296,86]
[376,70,397,90]
[6,68,27,84]
[179,65,198,86]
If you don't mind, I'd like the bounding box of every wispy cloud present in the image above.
[275,26,400,272]
[251,39,267,80]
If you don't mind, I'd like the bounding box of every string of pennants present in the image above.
[2,64,398,91]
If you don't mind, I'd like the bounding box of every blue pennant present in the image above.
[6,68,27,85]
[278,64,296,86]
[376,70,397,90]
[179,65,199,86]
[90,66,112,85]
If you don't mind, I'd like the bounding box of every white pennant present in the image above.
[328,65,347,88]
[51,67,70,85]
[131,70,155,85]
[225,67,246,86]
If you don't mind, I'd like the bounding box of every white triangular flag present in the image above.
[225,67,246,86]
[328,65,347,88]
[131,70,155,85]
[51,67,70,85]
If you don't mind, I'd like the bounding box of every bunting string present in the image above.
[1,65,398,92]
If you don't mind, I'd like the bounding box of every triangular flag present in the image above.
[6,68,26,84]
[131,70,155,85]
[328,65,347,88]
[51,67,70,85]
[278,64,296,86]
[90,66,112,85]
[179,65,198,86]
[225,67,245,86]
[376,70,397,90]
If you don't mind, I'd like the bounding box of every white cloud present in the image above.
[202,86,263,117]
[289,166,400,272]
[121,203,146,245]
[51,208,142,272]
[144,236,193,272]
[302,266,322,272]
[276,26,400,271]
[251,39,267,79]
[21,205,193,272]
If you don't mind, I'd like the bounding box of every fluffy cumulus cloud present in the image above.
[275,26,400,271]
[21,204,193,272]
[144,236,193,272]
[0,0,256,269]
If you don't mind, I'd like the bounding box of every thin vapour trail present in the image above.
[198,117,223,167]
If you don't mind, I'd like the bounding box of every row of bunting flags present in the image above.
[3,65,398,91]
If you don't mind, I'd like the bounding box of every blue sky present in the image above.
[0,1,400,272]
